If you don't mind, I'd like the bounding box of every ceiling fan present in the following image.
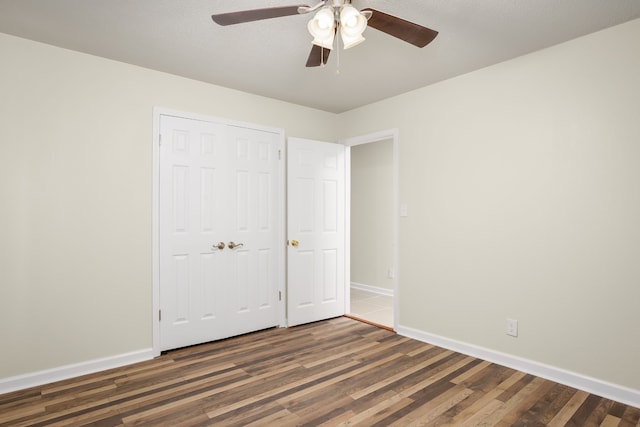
[211,0,438,67]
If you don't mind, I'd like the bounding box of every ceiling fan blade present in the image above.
[306,45,331,67]
[212,5,309,26]
[361,8,438,48]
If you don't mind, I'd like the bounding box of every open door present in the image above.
[287,138,346,326]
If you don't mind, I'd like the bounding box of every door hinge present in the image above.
[278,149,282,160]
[159,134,162,147]
[278,291,282,301]
[159,309,162,321]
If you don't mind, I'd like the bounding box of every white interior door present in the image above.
[159,115,281,351]
[287,137,346,326]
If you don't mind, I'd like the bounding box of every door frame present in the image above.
[151,107,286,356]
[341,129,399,329]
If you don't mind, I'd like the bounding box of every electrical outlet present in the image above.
[506,318,518,337]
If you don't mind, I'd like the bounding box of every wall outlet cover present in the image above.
[506,318,518,337]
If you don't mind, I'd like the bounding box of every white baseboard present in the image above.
[396,324,640,409]
[351,282,394,297]
[0,348,154,395]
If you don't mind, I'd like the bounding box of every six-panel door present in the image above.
[159,116,281,350]
[287,137,346,326]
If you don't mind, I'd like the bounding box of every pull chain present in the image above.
[336,23,341,74]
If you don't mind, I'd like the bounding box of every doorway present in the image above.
[344,130,399,330]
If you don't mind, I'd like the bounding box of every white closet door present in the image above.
[159,116,280,351]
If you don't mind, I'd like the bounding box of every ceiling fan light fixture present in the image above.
[308,7,336,49]
[339,5,367,49]
[340,5,367,35]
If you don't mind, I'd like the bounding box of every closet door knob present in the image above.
[213,242,225,250]
[228,241,244,249]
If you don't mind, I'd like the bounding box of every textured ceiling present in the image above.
[1,0,640,113]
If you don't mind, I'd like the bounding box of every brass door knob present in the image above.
[228,241,244,249]
[213,242,225,250]
[291,239,299,247]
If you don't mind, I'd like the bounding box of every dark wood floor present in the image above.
[1,317,639,426]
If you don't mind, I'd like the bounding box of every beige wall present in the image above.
[0,33,337,379]
[2,16,640,397]
[350,139,394,291]
[339,18,640,391]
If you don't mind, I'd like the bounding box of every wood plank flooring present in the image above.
[1,317,639,426]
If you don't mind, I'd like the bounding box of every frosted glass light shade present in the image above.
[308,7,336,50]
[341,30,365,49]
[339,5,367,49]
[340,6,366,35]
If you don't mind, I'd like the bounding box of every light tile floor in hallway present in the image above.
[349,288,393,329]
